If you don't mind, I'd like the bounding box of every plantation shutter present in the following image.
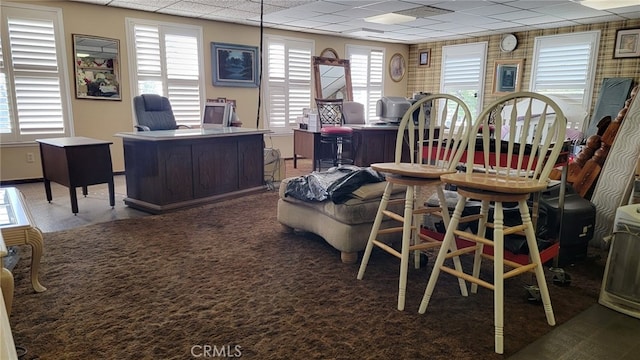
[265,36,312,133]
[129,20,203,128]
[0,40,9,134]
[530,31,599,131]
[440,42,487,119]
[1,4,70,143]
[347,46,384,123]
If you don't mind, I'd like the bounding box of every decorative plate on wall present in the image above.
[389,53,406,82]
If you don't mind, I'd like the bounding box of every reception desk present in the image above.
[116,128,269,214]
[293,124,427,170]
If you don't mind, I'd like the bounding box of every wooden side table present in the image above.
[0,231,17,360]
[1,231,15,314]
[0,187,47,292]
[0,187,46,293]
[36,137,115,214]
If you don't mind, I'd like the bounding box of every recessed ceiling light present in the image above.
[365,13,416,25]
[342,28,385,35]
[574,0,638,10]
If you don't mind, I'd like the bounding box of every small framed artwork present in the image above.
[419,49,431,66]
[211,42,260,87]
[493,59,523,94]
[389,53,406,82]
[614,28,640,58]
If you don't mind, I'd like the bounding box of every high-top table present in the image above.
[36,137,115,214]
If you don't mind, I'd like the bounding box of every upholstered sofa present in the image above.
[277,177,405,263]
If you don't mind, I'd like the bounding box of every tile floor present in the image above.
[3,160,640,359]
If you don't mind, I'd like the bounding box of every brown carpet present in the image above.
[10,190,606,359]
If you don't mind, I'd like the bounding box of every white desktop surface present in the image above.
[115,127,270,141]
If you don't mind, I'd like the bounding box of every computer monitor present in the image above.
[202,102,232,128]
[375,96,411,123]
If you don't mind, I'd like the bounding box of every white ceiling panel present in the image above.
[69,0,640,44]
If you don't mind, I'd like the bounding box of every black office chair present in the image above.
[133,94,189,131]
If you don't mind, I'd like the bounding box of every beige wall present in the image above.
[406,18,640,113]
[0,1,409,181]
[2,2,638,182]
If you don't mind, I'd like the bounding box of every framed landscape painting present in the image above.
[211,42,259,87]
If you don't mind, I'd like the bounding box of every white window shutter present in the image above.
[0,4,70,143]
[265,36,312,133]
[530,31,600,132]
[129,20,204,128]
[165,33,201,127]
[440,42,487,120]
[0,40,11,134]
[347,46,384,123]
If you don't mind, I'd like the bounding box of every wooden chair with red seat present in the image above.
[418,92,566,354]
[357,94,473,311]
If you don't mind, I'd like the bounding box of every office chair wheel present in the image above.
[550,267,572,287]
[525,285,542,303]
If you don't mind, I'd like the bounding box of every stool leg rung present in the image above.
[382,210,404,223]
[444,245,478,258]
[440,266,494,291]
[377,227,403,235]
[372,239,401,259]
[453,229,494,246]
[410,242,441,252]
[503,263,537,279]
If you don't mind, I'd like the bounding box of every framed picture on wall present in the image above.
[493,59,523,94]
[614,28,640,58]
[211,42,260,87]
[419,49,431,66]
[389,53,406,82]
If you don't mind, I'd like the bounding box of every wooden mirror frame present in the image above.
[73,34,121,100]
[312,56,353,101]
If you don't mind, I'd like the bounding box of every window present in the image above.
[126,19,204,128]
[264,35,313,133]
[530,31,600,132]
[0,3,72,144]
[346,45,384,123]
[440,42,487,123]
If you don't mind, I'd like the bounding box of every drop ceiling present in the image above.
[70,0,640,44]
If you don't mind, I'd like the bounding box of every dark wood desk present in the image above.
[116,128,268,214]
[36,137,114,214]
[294,125,421,170]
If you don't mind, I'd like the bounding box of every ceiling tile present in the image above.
[68,0,640,44]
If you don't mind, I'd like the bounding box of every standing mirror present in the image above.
[73,34,121,100]
[313,56,352,101]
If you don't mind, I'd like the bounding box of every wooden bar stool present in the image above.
[316,98,353,169]
[418,92,566,353]
[357,94,473,311]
